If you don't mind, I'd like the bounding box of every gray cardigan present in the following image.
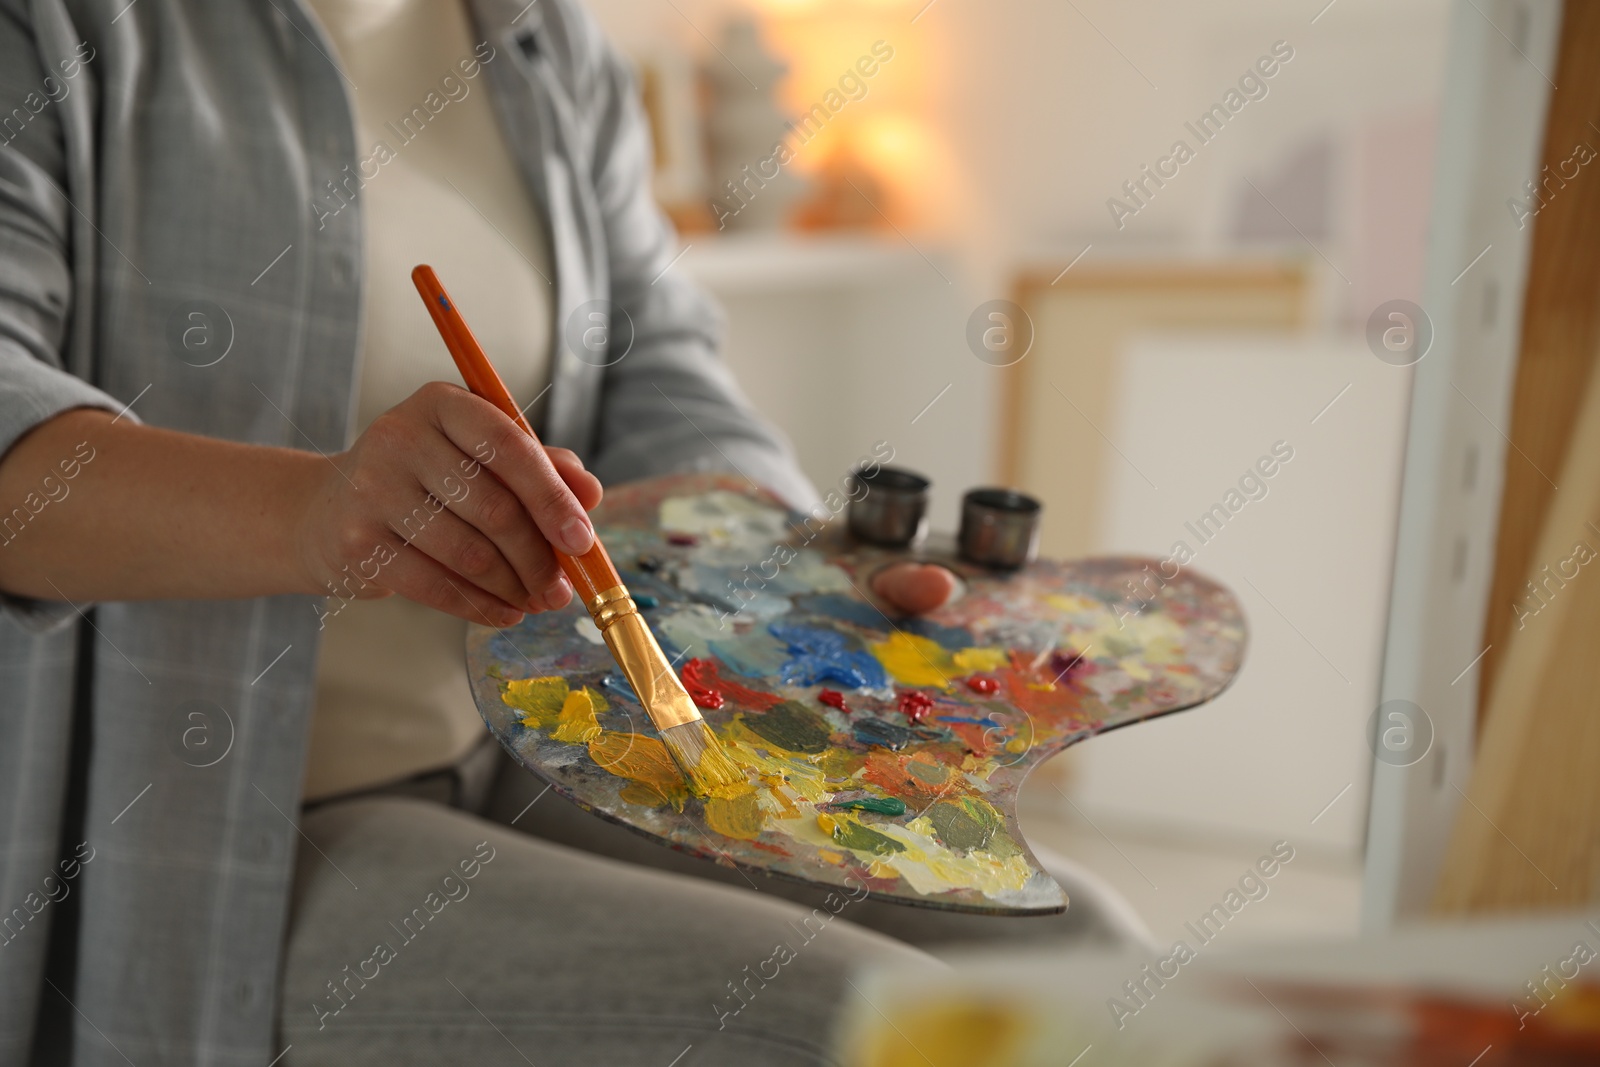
[0,0,813,1061]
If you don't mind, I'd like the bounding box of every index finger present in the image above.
[430,386,596,558]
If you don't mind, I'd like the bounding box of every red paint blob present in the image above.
[966,675,1000,695]
[897,690,934,725]
[681,657,783,711]
[665,532,698,546]
[680,658,724,710]
[818,689,851,713]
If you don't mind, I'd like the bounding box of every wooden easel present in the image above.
[1432,1,1600,914]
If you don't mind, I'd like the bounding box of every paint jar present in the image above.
[958,488,1041,569]
[848,466,930,547]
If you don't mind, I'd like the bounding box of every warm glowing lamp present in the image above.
[735,0,941,230]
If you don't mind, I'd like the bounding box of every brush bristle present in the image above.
[659,719,745,794]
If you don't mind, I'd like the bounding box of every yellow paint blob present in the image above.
[1138,617,1190,666]
[1046,593,1102,615]
[858,999,1031,1067]
[551,687,605,743]
[702,775,756,802]
[869,631,954,688]
[814,746,867,778]
[867,817,1035,898]
[589,731,689,810]
[1071,603,1190,666]
[1119,657,1153,682]
[952,647,1008,673]
[503,676,569,729]
[756,774,802,817]
[722,720,832,804]
[704,791,766,840]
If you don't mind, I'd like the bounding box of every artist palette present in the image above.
[466,473,1245,915]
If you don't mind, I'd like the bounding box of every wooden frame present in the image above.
[999,262,1310,559]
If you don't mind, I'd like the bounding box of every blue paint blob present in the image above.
[796,593,975,650]
[686,563,790,619]
[912,621,978,651]
[768,622,888,689]
[853,718,915,750]
[634,594,659,609]
[708,632,790,678]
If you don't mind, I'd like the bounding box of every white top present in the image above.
[302,0,555,801]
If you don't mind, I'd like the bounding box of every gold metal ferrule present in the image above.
[584,585,702,731]
[586,585,638,631]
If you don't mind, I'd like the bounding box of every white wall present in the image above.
[682,235,987,530]
[589,0,1449,483]
[935,0,1448,279]
[1080,338,1412,855]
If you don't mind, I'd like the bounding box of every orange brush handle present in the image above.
[411,264,621,604]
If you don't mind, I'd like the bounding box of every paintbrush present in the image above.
[411,264,744,796]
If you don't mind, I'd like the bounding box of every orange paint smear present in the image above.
[1006,648,1037,675]
[862,750,956,806]
[945,721,994,756]
[913,740,979,769]
[681,657,783,710]
[1001,667,1082,720]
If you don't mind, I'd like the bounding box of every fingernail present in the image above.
[497,608,523,627]
[545,576,572,609]
[560,517,594,555]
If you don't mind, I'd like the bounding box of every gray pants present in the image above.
[280,748,1150,1065]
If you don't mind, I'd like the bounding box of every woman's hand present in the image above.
[294,382,602,626]
[0,397,962,626]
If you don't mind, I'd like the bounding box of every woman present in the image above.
[0,0,987,1063]
[1,0,1155,1060]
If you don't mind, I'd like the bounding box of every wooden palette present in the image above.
[467,473,1245,915]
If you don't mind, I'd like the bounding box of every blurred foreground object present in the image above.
[837,912,1600,1066]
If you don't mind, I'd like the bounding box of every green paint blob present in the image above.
[1103,634,1140,658]
[832,796,908,817]
[926,797,1017,856]
[830,817,907,856]
[745,701,833,754]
